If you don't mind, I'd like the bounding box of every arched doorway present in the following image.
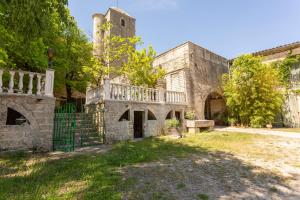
[204,92,227,125]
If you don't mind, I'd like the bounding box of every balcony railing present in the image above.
[86,79,186,105]
[0,68,54,97]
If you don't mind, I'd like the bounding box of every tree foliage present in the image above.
[84,22,165,87]
[222,55,284,127]
[122,46,165,87]
[0,0,92,99]
[271,53,300,87]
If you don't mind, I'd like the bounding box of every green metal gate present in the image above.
[53,103,77,152]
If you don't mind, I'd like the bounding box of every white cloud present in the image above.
[130,0,179,11]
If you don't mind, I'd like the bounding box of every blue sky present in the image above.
[69,0,300,59]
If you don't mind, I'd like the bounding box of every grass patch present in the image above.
[197,193,209,200]
[0,132,285,199]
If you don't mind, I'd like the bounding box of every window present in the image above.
[6,107,28,125]
[165,111,172,120]
[121,19,125,27]
[148,110,157,120]
[119,110,130,121]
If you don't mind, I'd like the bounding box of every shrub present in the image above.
[166,119,180,128]
[185,111,196,120]
[222,55,284,128]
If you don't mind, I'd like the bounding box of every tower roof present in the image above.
[108,7,134,19]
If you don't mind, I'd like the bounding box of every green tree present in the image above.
[0,0,92,99]
[84,22,165,87]
[122,46,165,87]
[222,55,284,127]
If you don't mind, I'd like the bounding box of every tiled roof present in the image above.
[252,41,300,56]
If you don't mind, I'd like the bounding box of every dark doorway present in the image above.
[204,92,227,125]
[134,111,144,138]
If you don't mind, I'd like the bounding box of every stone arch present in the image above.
[147,109,157,120]
[116,108,131,122]
[5,101,39,129]
[164,110,173,120]
[204,91,227,125]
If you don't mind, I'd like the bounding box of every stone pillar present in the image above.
[45,69,55,97]
[103,78,111,100]
[195,100,205,120]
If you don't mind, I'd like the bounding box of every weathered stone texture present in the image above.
[88,100,186,143]
[154,42,228,119]
[0,95,55,151]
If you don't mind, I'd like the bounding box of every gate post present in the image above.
[45,69,55,97]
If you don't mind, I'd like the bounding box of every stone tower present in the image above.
[92,7,136,56]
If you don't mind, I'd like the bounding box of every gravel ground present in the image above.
[121,136,300,200]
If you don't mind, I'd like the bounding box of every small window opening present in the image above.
[119,110,130,121]
[148,110,157,120]
[121,19,125,27]
[166,111,172,120]
[6,107,29,125]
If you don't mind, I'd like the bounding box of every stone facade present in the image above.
[154,42,228,119]
[93,7,135,57]
[0,95,55,151]
[87,100,185,143]
[253,42,300,127]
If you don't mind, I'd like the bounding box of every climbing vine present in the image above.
[271,52,300,87]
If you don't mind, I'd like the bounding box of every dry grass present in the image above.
[0,132,299,199]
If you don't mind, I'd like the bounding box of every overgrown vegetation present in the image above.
[222,55,284,127]
[0,0,92,99]
[84,22,165,88]
[271,53,300,87]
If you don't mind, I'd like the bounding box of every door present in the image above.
[134,111,144,138]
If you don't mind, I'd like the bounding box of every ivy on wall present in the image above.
[271,52,300,87]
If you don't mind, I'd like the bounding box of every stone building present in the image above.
[153,42,228,123]
[252,42,300,127]
[87,7,229,143]
[88,7,300,142]
[0,69,55,151]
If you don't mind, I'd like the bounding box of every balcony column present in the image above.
[8,71,15,93]
[36,74,42,95]
[18,71,24,94]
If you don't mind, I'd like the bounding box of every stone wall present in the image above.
[283,94,300,127]
[88,100,186,143]
[154,42,228,119]
[0,95,55,151]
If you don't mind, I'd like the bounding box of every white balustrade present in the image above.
[0,68,54,97]
[85,79,187,105]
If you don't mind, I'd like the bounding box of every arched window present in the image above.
[121,18,125,27]
[165,111,172,120]
[119,109,130,121]
[148,110,157,120]
[6,107,29,125]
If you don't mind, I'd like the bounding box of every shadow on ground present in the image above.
[0,137,298,200]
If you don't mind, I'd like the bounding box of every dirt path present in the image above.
[121,136,300,200]
[214,127,300,139]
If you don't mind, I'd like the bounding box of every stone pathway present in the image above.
[214,126,300,139]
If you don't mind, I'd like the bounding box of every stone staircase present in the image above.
[75,113,103,147]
